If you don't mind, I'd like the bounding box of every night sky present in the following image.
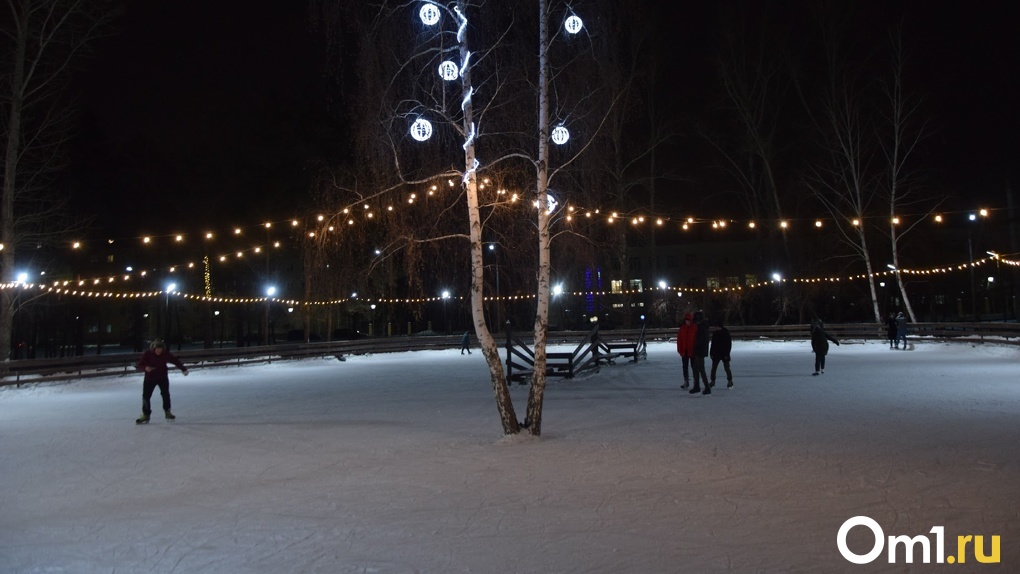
[65,1,1019,240]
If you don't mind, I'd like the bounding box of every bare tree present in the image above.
[799,12,884,323]
[879,32,931,323]
[1,0,115,360]
[702,5,799,322]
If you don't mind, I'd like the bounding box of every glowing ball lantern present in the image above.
[410,118,433,142]
[419,3,440,26]
[564,15,583,34]
[551,125,570,145]
[438,61,459,81]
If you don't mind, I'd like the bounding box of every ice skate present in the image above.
[135,414,150,424]
[164,410,176,420]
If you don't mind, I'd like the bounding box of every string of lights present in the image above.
[8,182,1004,290]
[3,253,1013,306]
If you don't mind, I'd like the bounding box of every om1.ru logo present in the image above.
[838,516,1001,565]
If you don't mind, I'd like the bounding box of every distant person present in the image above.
[676,313,696,389]
[135,339,188,424]
[886,312,897,349]
[460,331,472,355]
[810,320,839,376]
[895,312,908,349]
[710,319,733,388]
[689,310,711,395]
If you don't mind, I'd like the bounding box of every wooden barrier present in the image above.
[504,322,647,382]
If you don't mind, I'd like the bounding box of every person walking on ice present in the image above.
[460,331,472,355]
[710,319,733,388]
[810,320,839,376]
[895,312,908,349]
[135,339,188,424]
[689,310,711,395]
[676,313,696,389]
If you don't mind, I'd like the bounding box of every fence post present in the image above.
[505,320,513,382]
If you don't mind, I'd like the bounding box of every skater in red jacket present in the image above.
[135,339,189,424]
[676,313,697,389]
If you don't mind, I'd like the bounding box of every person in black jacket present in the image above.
[810,320,839,376]
[689,310,711,395]
[710,319,733,388]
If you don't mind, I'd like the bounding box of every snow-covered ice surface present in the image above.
[2,339,1018,573]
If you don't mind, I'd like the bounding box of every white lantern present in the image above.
[410,118,433,142]
[438,61,459,81]
[546,193,558,214]
[419,3,440,26]
[564,15,583,34]
[551,125,570,145]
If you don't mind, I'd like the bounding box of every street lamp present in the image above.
[441,290,451,335]
[488,243,501,328]
[967,209,988,320]
[264,286,276,345]
[772,273,783,324]
[164,282,176,344]
[987,251,1007,321]
[369,304,377,336]
[552,283,564,330]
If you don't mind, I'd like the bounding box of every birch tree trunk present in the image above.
[525,0,553,436]
[453,2,519,435]
[883,35,924,323]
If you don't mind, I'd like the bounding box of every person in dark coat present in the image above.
[675,313,696,388]
[810,320,839,376]
[895,312,908,349]
[135,339,188,424]
[710,319,733,388]
[460,331,472,355]
[885,313,897,349]
[689,310,711,394]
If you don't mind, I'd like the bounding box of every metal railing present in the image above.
[2,322,1016,387]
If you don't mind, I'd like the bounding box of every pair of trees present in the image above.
[708,4,932,324]
[308,0,665,435]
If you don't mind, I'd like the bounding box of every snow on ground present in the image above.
[1,339,1018,573]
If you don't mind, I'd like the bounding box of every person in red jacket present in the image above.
[135,339,189,424]
[676,312,696,389]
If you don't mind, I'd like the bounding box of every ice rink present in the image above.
[2,338,1018,573]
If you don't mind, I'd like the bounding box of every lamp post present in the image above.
[552,283,564,330]
[967,210,988,320]
[369,304,377,336]
[13,272,28,358]
[264,286,276,345]
[441,290,451,335]
[488,243,500,328]
[165,282,176,345]
[772,273,783,324]
[885,264,897,315]
[987,251,1006,321]
[658,280,667,327]
[214,310,223,349]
